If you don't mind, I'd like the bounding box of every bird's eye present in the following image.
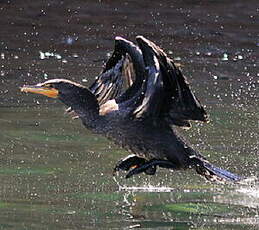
[44,84,53,88]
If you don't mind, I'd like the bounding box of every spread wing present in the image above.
[90,35,208,128]
[127,36,208,127]
[89,37,145,106]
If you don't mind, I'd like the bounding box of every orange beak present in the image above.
[20,85,59,98]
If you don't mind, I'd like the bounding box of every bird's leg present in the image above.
[114,155,176,178]
[144,165,157,175]
[125,160,177,179]
[155,160,178,169]
[113,155,146,175]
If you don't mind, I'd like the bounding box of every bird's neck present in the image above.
[60,87,105,131]
[76,106,101,130]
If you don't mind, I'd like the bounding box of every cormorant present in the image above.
[21,36,242,182]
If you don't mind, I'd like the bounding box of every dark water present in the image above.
[0,1,258,229]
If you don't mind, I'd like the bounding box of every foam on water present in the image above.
[118,185,175,193]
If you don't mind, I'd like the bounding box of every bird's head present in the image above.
[21,79,99,116]
[20,79,86,99]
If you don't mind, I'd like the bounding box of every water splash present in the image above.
[236,177,259,199]
[237,187,259,199]
[118,185,175,193]
[113,176,174,192]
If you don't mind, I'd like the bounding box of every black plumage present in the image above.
[21,36,242,182]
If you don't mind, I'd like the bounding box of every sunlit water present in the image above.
[0,0,258,229]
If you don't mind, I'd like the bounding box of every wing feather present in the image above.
[130,36,208,126]
[89,37,145,107]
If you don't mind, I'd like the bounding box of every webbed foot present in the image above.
[125,159,177,178]
[114,156,178,179]
[113,155,146,175]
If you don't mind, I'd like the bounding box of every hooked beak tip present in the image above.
[20,86,28,92]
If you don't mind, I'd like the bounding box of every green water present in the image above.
[0,104,258,229]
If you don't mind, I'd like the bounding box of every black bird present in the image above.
[21,36,242,182]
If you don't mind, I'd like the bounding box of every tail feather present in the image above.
[194,159,242,182]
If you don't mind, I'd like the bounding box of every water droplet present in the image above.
[221,53,228,61]
[55,54,62,59]
[65,36,75,45]
[39,51,45,59]
[174,56,181,61]
[45,52,52,57]
[237,55,243,60]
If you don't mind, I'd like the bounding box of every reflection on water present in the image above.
[0,0,258,229]
[0,106,258,229]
